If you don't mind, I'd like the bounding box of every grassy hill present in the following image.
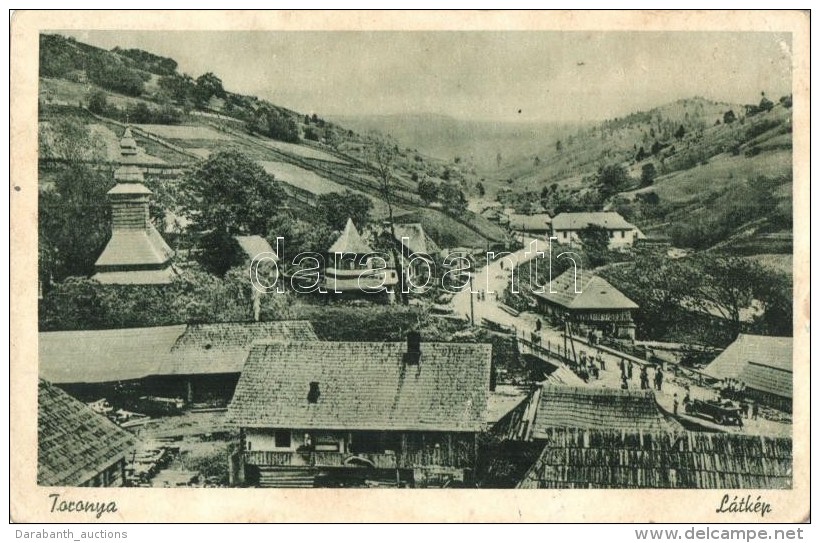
[38,33,510,250]
[487,95,793,263]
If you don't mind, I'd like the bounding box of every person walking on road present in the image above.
[654,368,664,391]
[627,360,633,380]
[673,394,679,415]
[640,366,649,390]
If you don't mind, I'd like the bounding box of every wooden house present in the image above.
[494,384,682,442]
[507,213,552,237]
[392,223,440,289]
[324,218,398,298]
[226,333,492,488]
[532,269,638,339]
[551,212,644,249]
[38,379,136,487]
[38,321,318,406]
[702,334,793,412]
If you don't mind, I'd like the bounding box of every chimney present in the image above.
[403,331,421,365]
[307,381,320,404]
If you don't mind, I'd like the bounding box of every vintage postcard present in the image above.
[9,10,810,522]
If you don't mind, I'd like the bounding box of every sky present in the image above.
[60,30,793,123]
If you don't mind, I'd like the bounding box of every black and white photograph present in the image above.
[10,10,809,523]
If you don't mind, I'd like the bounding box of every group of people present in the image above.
[616,358,663,391]
[577,350,604,381]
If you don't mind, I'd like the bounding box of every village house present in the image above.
[507,213,552,237]
[323,218,398,299]
[92,127,176,285]
[38,321,318,406]
[532,269,638,339]
[392,223,440,289]
[481,384,791,489]
[226,333,492,488]
[38,379,136,487]
[702,334,793,413]
[551,211,643,248]
[494,384,682,442]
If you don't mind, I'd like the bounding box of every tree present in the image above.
[476,181,486,197]
[178,150,284,274]
[265,110,300,143]
[316,190,373,231]
[759,92,774,113]
[417,178,439,203]
[367,132,406,303]
[555,140,562,152]
[640,163,657,187]
[635,146,647,162]
[39,165,112,281]
[194,72,226,108]
[674,124,686,140]
[438,183,467,212]
[594,163,631,199]
[723,110,736,124]
[577,224,611,268]
[87,90,108,115]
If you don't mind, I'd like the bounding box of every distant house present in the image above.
[507,213,552,236]
[532,269,638,339]
[702,334,793,412]
[324,218,398,298]
[227,333,492,488]
[393,223,441,287]
[38,321,318,405]
[92,127,176,285]
[551,212,643,248]
[516,428,792,489]
[38,379,136,487]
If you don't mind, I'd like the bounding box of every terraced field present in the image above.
[258,138,349,164]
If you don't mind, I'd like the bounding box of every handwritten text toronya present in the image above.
[48,493,118,519]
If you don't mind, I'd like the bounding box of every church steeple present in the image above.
[92,127,176,285]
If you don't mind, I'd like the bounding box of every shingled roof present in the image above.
[508,213,552,233]
[394,223,440,257]
[39,321,318,383]
[532,269,638,310]
[94,227,174,269]
[530,385,682,437]
[160,321,318,376]
[328,218,373,254]
[39,325,187,383]
[703,334,793,399]
[518,428,792,489]
[227,340,492,432]
[552,212,635,231]
[38,379,136,486]
[234,235,276,261]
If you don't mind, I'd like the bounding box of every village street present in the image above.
[449,237,791,438]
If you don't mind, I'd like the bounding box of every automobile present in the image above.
[684,398,743,426]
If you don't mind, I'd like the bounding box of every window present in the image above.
[563,231,567,239]
[621,231,625,238]
[609,231,614,238]
[274,430,291,449]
